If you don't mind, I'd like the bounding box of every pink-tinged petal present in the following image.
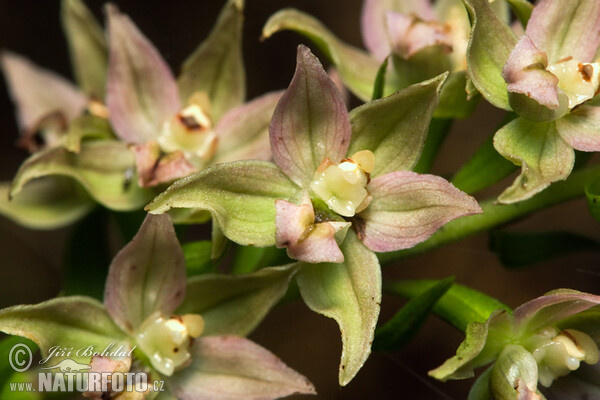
[328,68,350,107]
[525,0,600,63]
[1,52,87,133]
[359,171,482,252]
[361,0,435,61]
[104,214,186,333]
[213,91,283,164]
[275,192,346,263]
[513,289,600,334]
[84,356,132,399]
[386,11,452,60]
[105,5,181,143]
[556,105,600,151]
[270,45,351,187]
[131,142,196,188]
[167,336,316,400]
[502,36,560,110]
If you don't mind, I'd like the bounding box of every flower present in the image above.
[463,0,600,203]
[0,214,315,399]
[430,289,600,399]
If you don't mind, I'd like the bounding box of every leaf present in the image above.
[451,125,517,194]
[0,336,37,392]
[104,214,186,334]
[62,114,114,153]
[270,45,351,187]
[373,277,453,351]
[11,141,153,211]
[371,56,389,101]
[177,264,299,336]
[61,0,107,98]
[0,297,127,365]
[490,230,600,268]
[462,0,517,110]
[182,241,218,276]
[178,0,245,121]
[263,8,381,101]
[585,176,600,222]
[348,74,446,177]
[505,0,533,27]
[213,91,282,164]
[385,279,511,332]
[297,231,381,386]
[105,4,181,143]
[146,161,298,247]
[167,336,315,400]
[359,171,482,252]
[0,178,93,229]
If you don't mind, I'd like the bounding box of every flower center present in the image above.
[531,327,599,387]
[547,57,600,108]
[309,150,374,217]
[135,312,204,376]
[159,101,217,163]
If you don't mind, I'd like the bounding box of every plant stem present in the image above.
[378,164,600,265]
[413,118,453,173]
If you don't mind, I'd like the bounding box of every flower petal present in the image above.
[359,171,481,252]
[502,36,560,110]
[348,74,445,176]
[213,91,283,164]
[297,231,381,386]
[386,11,452,60]
[525,0,600,63]
[490,345,542,400]
[146,161,298,247]
[177,264,299,336]
[270,45,351,186]
[494,118,574,204]
[556,105,600,152]
[105,5,181,143]
[104,214,186,334]
[167,336,315,400]
[61,0,107,98]
[178,0,245,122]
[131,142,196,188]
[275,194,345,263]
[361,0,436,61]
[1,52,87,133]
[513,289,600,334]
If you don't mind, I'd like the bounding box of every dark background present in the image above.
[0,1,599,399]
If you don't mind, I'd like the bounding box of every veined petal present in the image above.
[361,0,436,61]
[494,118,574,204]
[167,336,315,400]
[525,0,600,63]
[131,142,196,188]
[104,214,186,334]
[213,91,283,164]
[556,105,600,152]
[490,345,542,400]
[386,11,452,60]
[106,4,181,143]
[1,52,87,133]
[270,45,351,187]
[503,36,560,110]
[275,194,346,263]
[359,171,481,252]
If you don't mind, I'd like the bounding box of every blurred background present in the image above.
[0,1,599,398]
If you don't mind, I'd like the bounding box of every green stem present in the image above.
[378,164,600,265]
[412,118,453,173]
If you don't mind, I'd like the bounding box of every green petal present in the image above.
[490,345,543,400]
[462,0,517,110]
[61,114,115,153]
[262,8,380,101]
[61,0,107,98]
[0,297,127,365]
[178,0,245,121]
[348,74,446,176]
[11,141,153,211]
[297,231,381,386]
[146,161,298,247]
[177,264,299,336]
[494,118,575,203]
[0,178,93,229]
[435,71,480,119]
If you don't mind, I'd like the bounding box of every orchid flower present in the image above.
[431,290,600,399]
[0,214,314,399]
[462,0,600,203]
[146,45,481,386]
